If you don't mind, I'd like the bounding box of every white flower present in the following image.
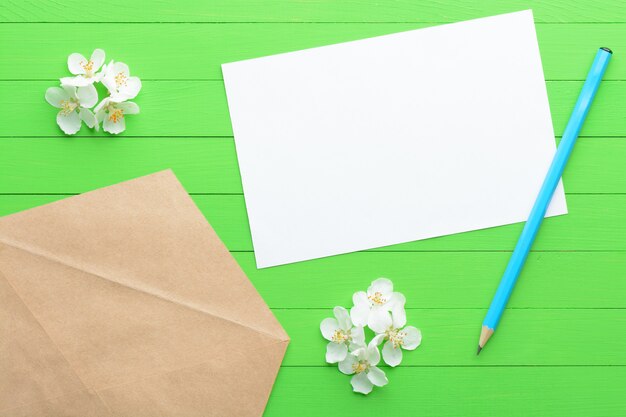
[373,326,422,367]
[45,84,98,135]
[320,307,365,363]
[94,98,140,134]
[338,339,388,394]
[61,49,105,87]
[350,278,407,333]
[101,61,142,101]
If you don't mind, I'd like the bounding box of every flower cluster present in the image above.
[45,49,141,135]
[320,278,422,394]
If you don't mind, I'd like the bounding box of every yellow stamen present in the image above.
[60,100,77,116]
[115,71,128,87]
[352,361,368,374]
[81,60,94,72]
[368,291,387,306]
[331,329,349,344]
[109,108,124,123]
[386,328,407,349]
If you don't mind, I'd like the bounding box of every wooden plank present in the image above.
[0,81,230,137]
[275,309,626,366]
[0,138,244,194]
[0,24,624,80]
[201,194,626,251]
[0,137,623,194]
[0,195,622,307]
[236,252,626,309]
[1,1,625,23]
[267,367,626,417]
[1,195,624,251]
[0,81,624,137]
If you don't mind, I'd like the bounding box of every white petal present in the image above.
[95,109,105,125]
[45,87,70,108]
[119,76,141,99]
[350,302,370,328]
[368,278,393,298]
[333,306,351,331]
[93,70,105,83]
[79,108,97,129]
[94,98,110,114]
[56,110,81,135]
[61,84,77,99]
[93,116,100,131]
[117,101,140,115]
[109,93,126,103]
[371,333,386,346]
[320,318,339,341]
[338,353,357,375]
[368,308,392,333]
[102,60,114,75]
[326,342,348,364]
[113,61,130,77]
[60,75,92,87]
[101,72,118,94]
[102,112,126,134]
[402,326,422,350]
[352,291,368,306]
[390,293,407,328]
[90,49,105,70]
[367,366,388,387]
[351,372,373,395]
[350,326,365,348]
[382,341,403,367]
[99,62,109,76]
[68,53,88,74]
[77,84,98,108]
[389,292,406,308]
[352,347,367,362]
[366,340,381,366]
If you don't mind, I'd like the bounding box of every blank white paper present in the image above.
[222,10,567,268]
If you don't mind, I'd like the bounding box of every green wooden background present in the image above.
[1,1,625,416]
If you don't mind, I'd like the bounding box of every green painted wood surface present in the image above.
[1,81,626,137]
[0,2,624,416]
[266,367,626,417]
[1,25,626,80]
[1,137,625,193]
[1,0,626,23]
[2,194,625,251]
[274,309,626,366]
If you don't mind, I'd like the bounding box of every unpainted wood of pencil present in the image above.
[476,326,494,355]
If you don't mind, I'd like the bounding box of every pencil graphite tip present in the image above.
[478,326,494,355]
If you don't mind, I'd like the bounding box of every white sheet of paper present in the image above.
[222,10,567,268]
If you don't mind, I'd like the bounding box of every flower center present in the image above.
[81,60,95,77]
[60,99,78,115]
[108,108,124,123]
[386,328,407,349]
[331,329,349,344]
[352,361,369,374]
[115,72,128,87]
[368,291,387,306]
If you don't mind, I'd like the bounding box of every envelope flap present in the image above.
[0,170,288,342]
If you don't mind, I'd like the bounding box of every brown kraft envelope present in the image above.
[0,170,289,417]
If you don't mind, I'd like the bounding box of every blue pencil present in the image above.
[477,47,613,355]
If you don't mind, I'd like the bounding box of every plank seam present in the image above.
[268,307,626,310]
[1,22,626,24]
[2,135,626,139]
[278,364,626,368]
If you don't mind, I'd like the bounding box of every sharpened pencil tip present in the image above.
[478,326,494,355]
